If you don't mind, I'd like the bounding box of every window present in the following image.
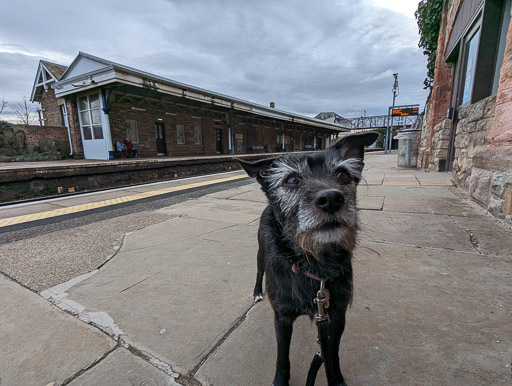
[277,135,290,144]
[177,124,185,144]
[78,93,103,140]
[461,27,481,105]
[125,119,139,143]
[194,125,202,144]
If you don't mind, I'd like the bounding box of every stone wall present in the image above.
[428,118,451,171]
[452,96,495,189]
[0,122,69,162]
[421,0,512,223]
[0,154,269,202]
[0,122,26,159]
[418,0,460,168]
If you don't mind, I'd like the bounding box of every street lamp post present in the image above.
[385,73,399,154]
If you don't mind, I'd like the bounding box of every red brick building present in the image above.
[419,0,512,222]
[30,52,348,161]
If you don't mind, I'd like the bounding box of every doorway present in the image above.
[155,122,166,155]
[216,128,223,153]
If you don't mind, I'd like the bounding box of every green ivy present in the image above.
[415,0,444,89]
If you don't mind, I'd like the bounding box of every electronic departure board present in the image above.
[391,107,419,116]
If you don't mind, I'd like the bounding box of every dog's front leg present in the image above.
[272,313,295,386]
[327,313,348,386]
[253,245,265,302]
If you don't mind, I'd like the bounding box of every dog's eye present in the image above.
[284,175,300,187]
[335,170,350,183]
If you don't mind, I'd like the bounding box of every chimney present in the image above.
[270,102,275,108]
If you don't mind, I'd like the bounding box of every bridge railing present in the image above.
[347,114,419,130]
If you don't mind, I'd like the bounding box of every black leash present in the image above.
[305,279,338,386]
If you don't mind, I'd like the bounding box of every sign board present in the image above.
[391,107,419,116]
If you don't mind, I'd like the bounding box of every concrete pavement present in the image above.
[1,151,512,385]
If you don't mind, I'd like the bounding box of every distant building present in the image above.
[315,112,351,127]
[30,52,348,160]
[419,0,512,222]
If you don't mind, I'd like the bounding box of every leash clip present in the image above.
[314,279,330,323]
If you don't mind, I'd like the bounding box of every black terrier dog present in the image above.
[238,132,378,386]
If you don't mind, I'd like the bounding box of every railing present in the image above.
[347,114,419,130]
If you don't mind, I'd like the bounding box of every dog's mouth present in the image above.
[316,221,343,231]
[315,220,347,232]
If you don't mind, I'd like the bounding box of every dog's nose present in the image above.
[314,189,345,213]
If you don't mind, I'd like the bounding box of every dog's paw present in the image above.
[253,294,264,303]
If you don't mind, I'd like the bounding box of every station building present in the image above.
[30,52,348,160]
[419,0,512,221]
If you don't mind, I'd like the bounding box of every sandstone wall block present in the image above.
[468,168,492,206]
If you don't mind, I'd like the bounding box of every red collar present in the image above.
[292,263,326,281]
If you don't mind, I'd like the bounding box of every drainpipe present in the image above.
[227,113,233,155]
[101,88,114,159]
[63,102,73,156]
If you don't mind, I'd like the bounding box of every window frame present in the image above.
[194,125,202,145]
[459,21,481,107]
[176,124,185,145]
[125,119,139,143]
[77,93,103,141]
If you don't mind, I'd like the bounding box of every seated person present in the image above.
[115,139,130,157]
[124,138,138,158]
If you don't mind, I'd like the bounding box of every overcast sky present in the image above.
[0,0,429,123]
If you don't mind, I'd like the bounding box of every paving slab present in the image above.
[357,195,384,210]
[196,300,330,385]
[68,347,178,386]
[157,195,266,224]
[383,176,419,182]
[360,174,384,185]
[0,274,115,386]
[357,184,458,198]
[0,210,175,291]
[59,217,260,374]
[419,180,454,186]
[383,196,482,217]
[343,241,512,385]
[450,215,512,257]
[204,183,256,199]
[382,180,421,186]
[359,211,477,253]
[226,188,269,204]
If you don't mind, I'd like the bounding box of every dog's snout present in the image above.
[314,189,344,213]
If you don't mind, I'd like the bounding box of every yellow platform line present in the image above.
[0,174,247,228]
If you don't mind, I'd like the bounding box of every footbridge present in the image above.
[347,113,420,130]
[317,105,421,131]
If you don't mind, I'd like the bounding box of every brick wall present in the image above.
[108,107,220,156]
[418,0,461,168]
[106,104,328,157]
[65,99,83,156]
[24,125,70,154]
[40,88,64,127]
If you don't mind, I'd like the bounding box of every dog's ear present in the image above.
[334,132,379,160]
[236,157,276,180]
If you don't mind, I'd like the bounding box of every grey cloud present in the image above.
[0,0,428,121]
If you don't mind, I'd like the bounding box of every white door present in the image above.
[78,93,109,160]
